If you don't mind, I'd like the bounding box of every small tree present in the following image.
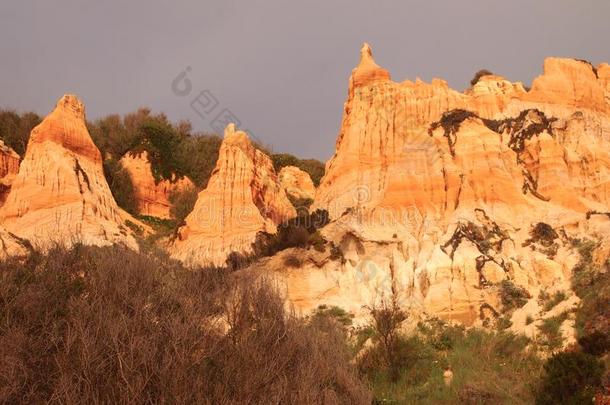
[103,159,138,214]
[536,351,604,404]
[366,297,408,381]
[169,186,198,224]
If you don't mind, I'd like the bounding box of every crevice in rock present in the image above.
[73,157,92,194]
[586,210,610,219]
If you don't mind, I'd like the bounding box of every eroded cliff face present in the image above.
[120,150,195,219]
[0,140,20,205]
[264,44,610,335]
[0,94,138,252]
[169,124,296,267]
[278,166,316,202]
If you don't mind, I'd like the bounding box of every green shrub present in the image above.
[89,108,222,188]
[417,318,466,351]
[169,186,198,224]
[102,158,138,214]
[499,280,531,312]
[530,223,558,246]
[172,133,222,188]
[131,120,185,181]
[0,110,41,155]
[311,305,354,328]
[361,301,409,382]
[536,351,604,405]
[364,322,541,404]
[540,290,567,312]
[88,113,135,159]
[496,316,513,331]
[570,238,610,349]
[538,312,569,350]
[578,331,610,356]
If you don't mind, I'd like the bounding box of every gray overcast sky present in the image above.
[1,0,608,160]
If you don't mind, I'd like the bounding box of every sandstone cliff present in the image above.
[120,150,195,219]
[169,124,296,267]
[278,165,316,202]
[0,94,138,252]
[0,140,20,205]
[261,44,610,334]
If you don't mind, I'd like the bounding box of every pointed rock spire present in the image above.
[350,42,391,90]
[170,124,296,267]
[0,94,138,252]
[28,94,101,163]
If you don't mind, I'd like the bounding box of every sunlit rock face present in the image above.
[169,124,296,267]
[120,150,195,219]
[265,44,610,330]
[278,165,316,202]
[0,140,20,205]
[0,94,138,253]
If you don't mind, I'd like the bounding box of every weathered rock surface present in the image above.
[0,140,20,205]
[258,44,610,328]
[169,124,296,267]
[278,165,316,202]
[120,150,195,219]
[0,226,30,259]
[0,94,138,253]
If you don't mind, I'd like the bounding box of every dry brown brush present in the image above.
[0,245,370,404]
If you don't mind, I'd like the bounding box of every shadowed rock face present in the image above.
[0,140,20,205]
[120,150,195,219]
[169,124,296,267]
[0,94,138,252]
[259,44,610,331]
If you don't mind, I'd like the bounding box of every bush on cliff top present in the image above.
[470,69,494,86]
[271,153,326,186]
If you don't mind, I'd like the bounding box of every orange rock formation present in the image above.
[0,94,138,252]
[267,44,610,330]
[120,150,195,219]
[169,124,296,267]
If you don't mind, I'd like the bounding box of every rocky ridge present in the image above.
[169,124,296,267]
